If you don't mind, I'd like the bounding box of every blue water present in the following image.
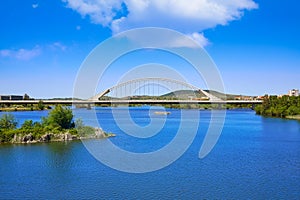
[0,108,299,199]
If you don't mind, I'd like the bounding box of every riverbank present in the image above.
[0,107,50,112]
[0,103,51,112]
[0,99,54,112]
[255,95,300,120]
[286,115,300,120]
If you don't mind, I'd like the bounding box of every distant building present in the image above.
[254,95,267,100]
[288,89,299,97]
[0,94,30,101]
[235,95,255,100]
[0,95,10,100]
[10,95,23,100]
[234,96,242,100]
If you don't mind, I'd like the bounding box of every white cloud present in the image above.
[0,50,11,57]
[114,28,207,49]
[50,42,67,51]
[0,43,68,61]
[32,4,39,9]
[0,46,41,60]
[63,0,258,46]
[188,32,210,47]
[62,0,124,26]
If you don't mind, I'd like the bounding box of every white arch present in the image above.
[89,77,221,101]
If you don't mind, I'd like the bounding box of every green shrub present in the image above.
[0,129,16,143]
[37,100,45,110]
[43,105,74,130]
[0,114,17,130]
[75,118,95,136]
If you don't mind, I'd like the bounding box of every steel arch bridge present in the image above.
[90,77,221,101]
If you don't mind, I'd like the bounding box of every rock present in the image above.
[95,127,105,138]
[40,134,51,142]
[23,134,34,143]
[64,133,73,141]
[71,135,77,140]
[12,134,22,143]
[48,133,72,141]
[105,133,116,137]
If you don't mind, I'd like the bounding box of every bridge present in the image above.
[0,78,262,106]
[89,77,223,101]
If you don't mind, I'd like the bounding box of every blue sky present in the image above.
[0,0,299,98]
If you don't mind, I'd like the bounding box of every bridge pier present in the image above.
[75,103,92,109]
[217,104,222,110]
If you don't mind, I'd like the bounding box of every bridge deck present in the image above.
[0,100,262,105]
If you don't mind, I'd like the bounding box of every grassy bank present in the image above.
[0,100,51,112]
[0,107,50,112]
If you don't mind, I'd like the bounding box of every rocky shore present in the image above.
[7,127,115,144]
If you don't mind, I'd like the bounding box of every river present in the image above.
[0,107,299,199]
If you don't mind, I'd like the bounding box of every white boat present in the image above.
[154,111,171,115]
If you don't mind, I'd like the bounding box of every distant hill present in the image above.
[203,90,234,100]
[162,90,243,100]
[46,97,83,100]
[161,90,206,99]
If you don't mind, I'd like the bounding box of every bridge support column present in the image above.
[217,104,222,110]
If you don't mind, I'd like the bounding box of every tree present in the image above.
[75,118,95,136]
[0,114,17,130]
[256,95,300,118]
[75,118,84,129]
[23,93,30,100]
[43,105,74,129]
[37,100,45,110]
[254,105,263,115]
[21,120,34,130]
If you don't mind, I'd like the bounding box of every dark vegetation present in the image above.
[255,95,300,118]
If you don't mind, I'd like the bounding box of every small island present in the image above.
[0,105,115,144]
